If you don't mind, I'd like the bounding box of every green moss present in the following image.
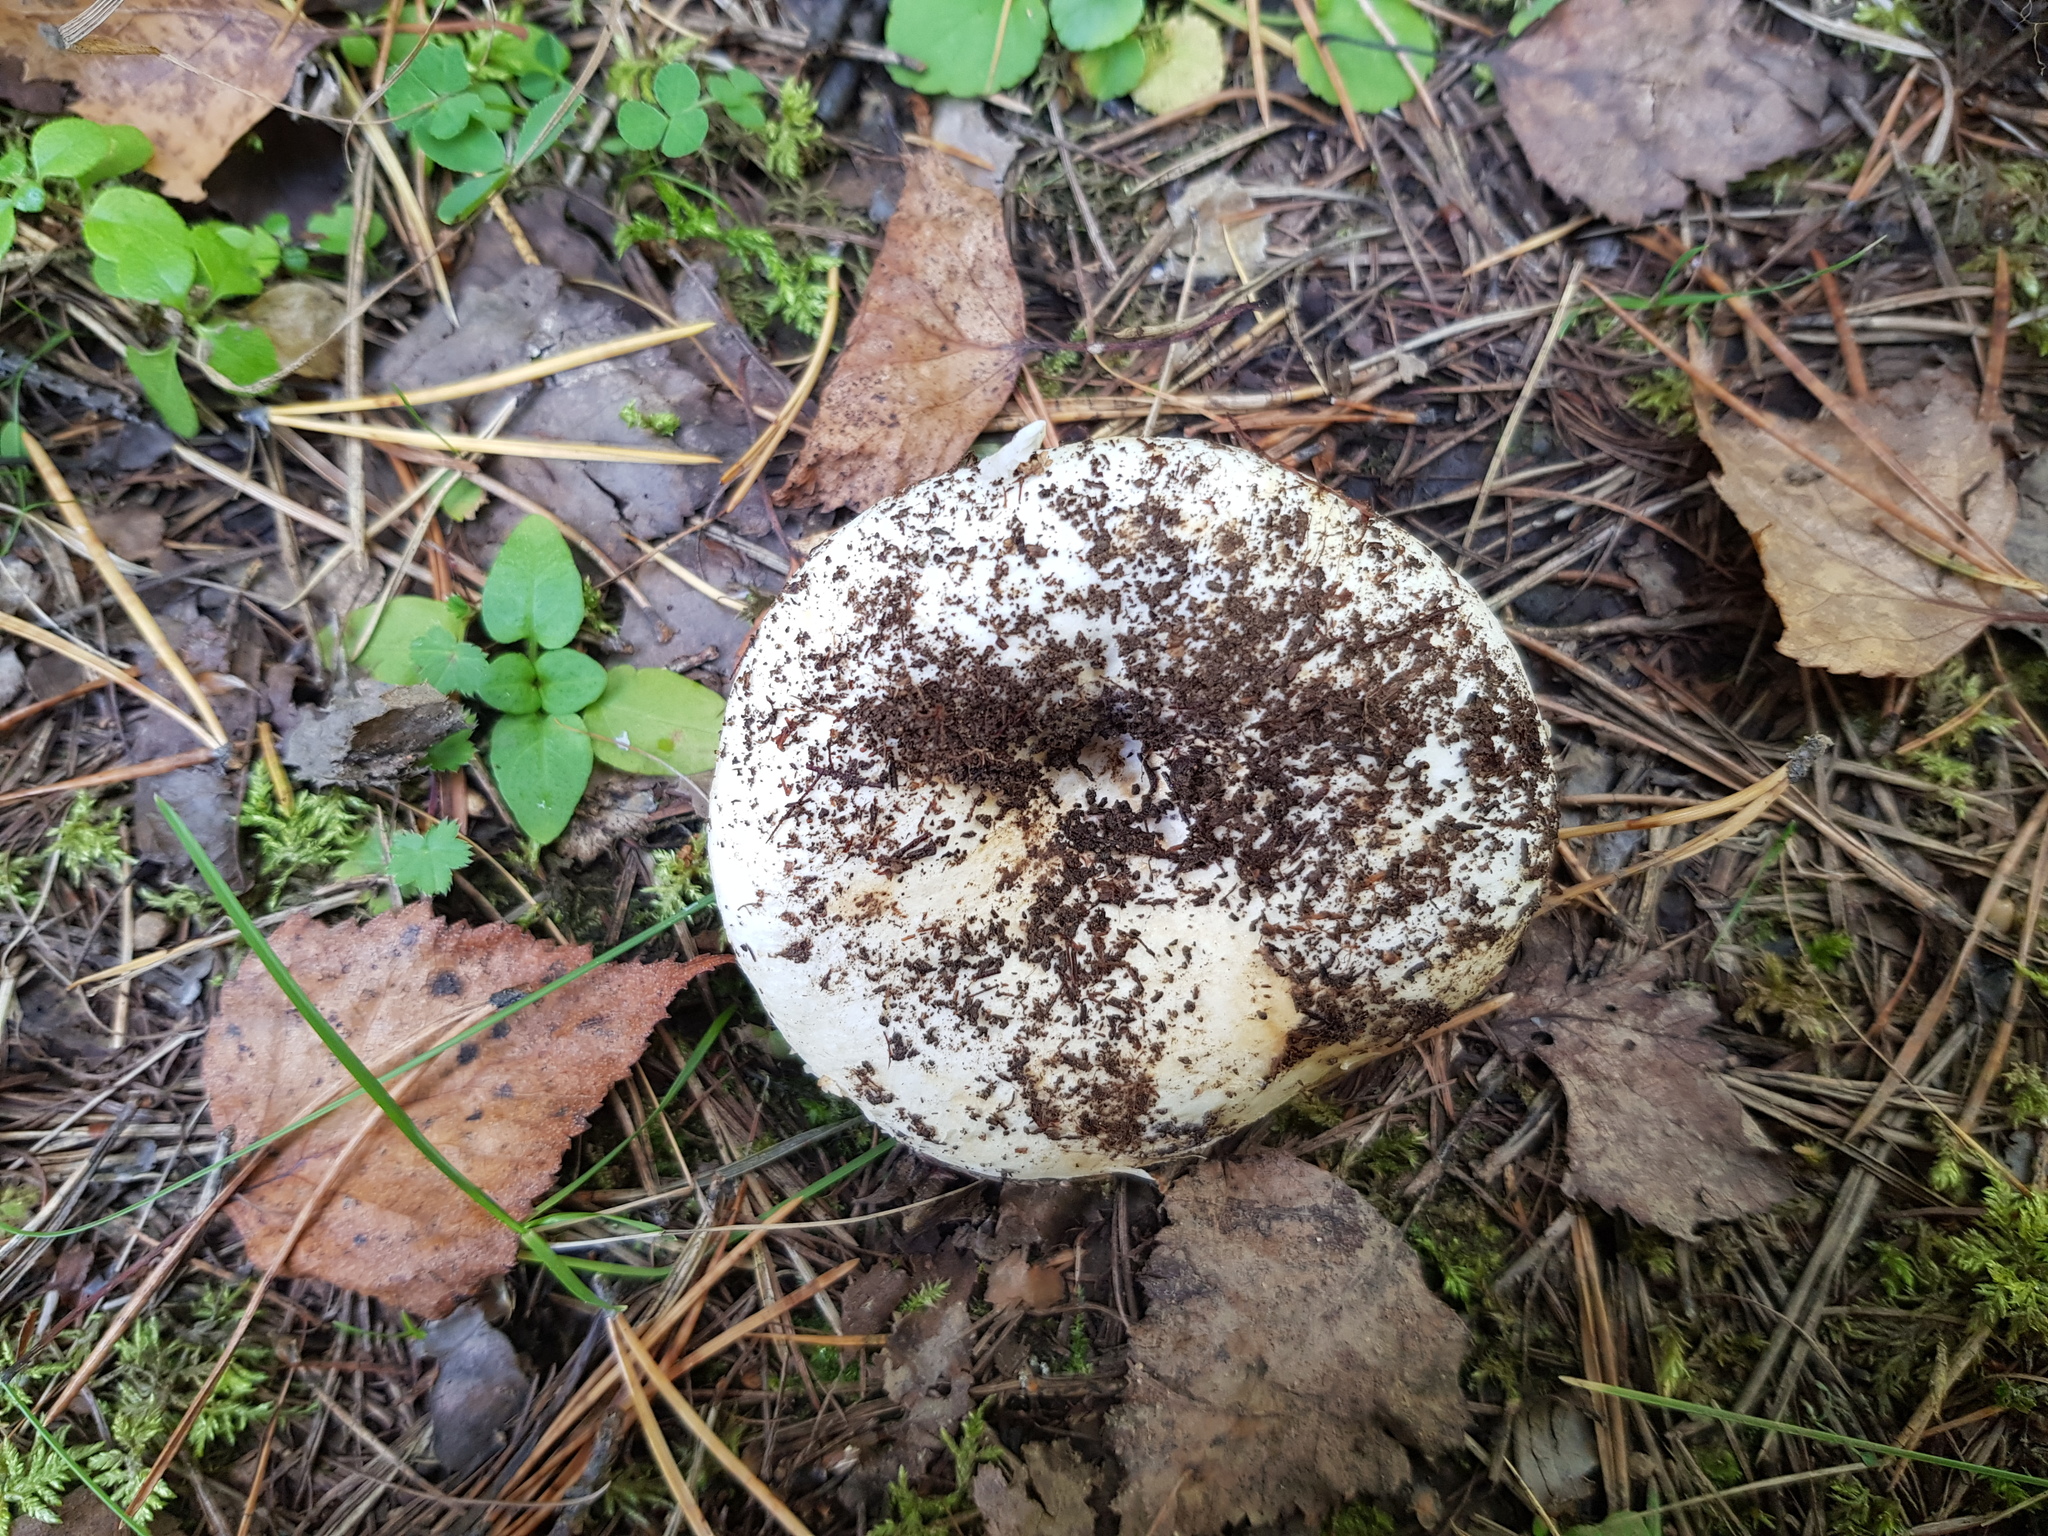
[1325,1501,1397,1536]
[1625,367,1695,434]
[47,793,129,886]
[239,773,370,900]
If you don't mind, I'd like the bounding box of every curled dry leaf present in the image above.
[1495,956,1797,1237]
[1109,1153,1469,1536]
[1494,0,1854,226]
[1700,367,2016,678]
[280,683,471,788]
[973,1442,1101,1536]
[203,902,699,1316]
[776,151,1027,513]
[0,0,324,202]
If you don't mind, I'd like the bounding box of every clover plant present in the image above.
[345,516,724,847]
[612,63,775,159]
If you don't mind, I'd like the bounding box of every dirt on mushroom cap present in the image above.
[711,438,1557,1178]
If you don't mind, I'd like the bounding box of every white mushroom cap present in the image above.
[711,438,1555,1179]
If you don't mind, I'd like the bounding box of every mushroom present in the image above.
[710,437,1556,1179]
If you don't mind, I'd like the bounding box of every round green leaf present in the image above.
[886,0,1051,97]
[535,647,607,716]
[478,651,540,714]
[661,107,709,159]
[200,321,279,391]
[1051,0,1141,51]
[584,664,725,777]
[415,118,508,174]
[30,117,112,180]
[82,186,194,305]
[343,595,468,685]
[1294,0,1436,115]
[481,514,584,647]
[652,63,701,115]
[81,124,155,186]
[410,629,492,696]
[616,99,669,152]
[1132,11,1228,115]
[490,712,593,844]
[1074,34,1147,98]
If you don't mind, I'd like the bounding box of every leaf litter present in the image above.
[777,147,1027,512]
[1109,1152,1469,1536]
[1699,366,2020,676]
[203,901,694,1316]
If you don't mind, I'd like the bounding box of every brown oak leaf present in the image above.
[776,150,1026,513]
[204,902,699,1316]
[1494,0,1855,226]
[0,0,325,202]
[1700,367,2015,678]
[1494,956,1797,1237]
[1110,1153,1468,1536]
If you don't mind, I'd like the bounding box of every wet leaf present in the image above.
[1699,367,2015,678]
[203,902,696,1315]
[1110,1153,1469,1536]
[777,152,1026,513]
[1494,0,1855,225]
[1131,11,1228,115]
[1495,955,1798,1237]
[0,0,324,202]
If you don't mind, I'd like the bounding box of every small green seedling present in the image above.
[346,516,724,846]
[81,180,289,433]
[615,63,770,158]
[345,818,474,898]
[259,203,389,275]
[619,400,681,435]
[0,116,152,256]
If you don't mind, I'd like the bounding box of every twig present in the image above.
[22,432,227,746]
[1812,249,1870,398]
[0,611,217,752]
[1983,245,2012,422]
[278,418,722,466]
[0,749,221,809]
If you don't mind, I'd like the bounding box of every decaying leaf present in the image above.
[973,1442,1100,1536]
[1109,1153,1469,1536]
[280,683,470,787]
[1700,367,2016,678]
[777,151,1027,513]
[983,1248,1069,1312]
[0,0,324,202]
[1495,957,1797,1237]
[203,903,695,1316]
[882,1290,977,1448]
[1493,0,1854,226]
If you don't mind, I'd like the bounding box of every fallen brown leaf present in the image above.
[973,1443,1100,1536]
[1700,367,2016,678]
[204,903,696,1316]
[280,683,470,788]
[1495,956,1797,1237]
[0,0,324,202]
[983,1248,1070,1312]
[1494,0,1855,226]
[1109,1153,1468,1536]
[883,1290,977,1450]
[776,151,1027,513]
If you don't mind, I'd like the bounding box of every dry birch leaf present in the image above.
[1701,367,2015,678]
[1494,0,1854,226]
[776,151,1027,513]
[1109,1153,1468,1536]
[0,0,325,202]
[1495,956,1797,1237]
[204,902,697,1316]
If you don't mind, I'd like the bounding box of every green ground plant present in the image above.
[343,514,723,845]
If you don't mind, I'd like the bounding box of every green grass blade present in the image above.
[0,894,710,1244]
[1562,1377,2048,1492]
[532,1006,733,1217]
[158,797,605,1307]
[0,1379,151,1536]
